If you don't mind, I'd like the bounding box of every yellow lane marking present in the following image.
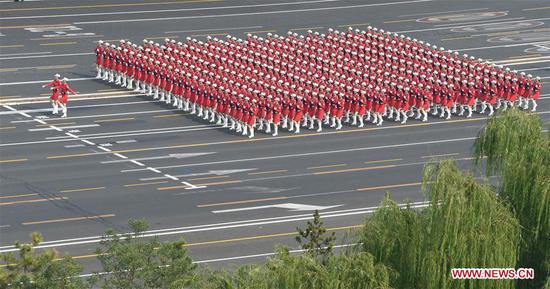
[247,169,288,175]
[442,36,473,41]
[0,45,24,49]
[184,224,362,247]
[509,54,541,59]
[188,175,229,181]
[384,18,416,23]
[523,6,550,11]
[364,158,403,165]
[46,117,484,160]
[356,182,423,192]
[0,23,72,29]
[0,68,19,72]
[496,56,550,63]
[0,0,220,12]
[154,114,180,118]
[0,158,28,164]
[0,197,67,206]
[60,187,105,193]
[0,126,16,130]
[23,214,115,225]
[197,196,289,208]
[144,35,181,40]
[313,164,395,175]
[124,181,168,187]
[36,122,75,127]
[39,42,77,46]
[307,164,347,170]
[421,152,460,159]
[0,95,20,99]
[0,193,38,199]
[291,26,324,31]
[245,30,277,34]
[192,32,228,37]
[31,35,103,41]
[0,223,360,266]
[97,88,122,92]
[94,117,135,123]
[158,180,241,190]
[338,23,370,28]
[36,64,77,70]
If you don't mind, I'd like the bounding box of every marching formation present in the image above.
[42,75,78,118]
[94,27,542,137]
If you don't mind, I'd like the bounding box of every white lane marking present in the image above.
[0,201,430,252]
[212,203,344,214]
[399,8,489,17]
[0,77,95,86]
[0,225,11,229]
[139,168,257,181]
[396,17,550,34]
[506,60,550,66]
[147,167,161,173]
[74,0,433,24]
[2,104,30,117]
[65,144,85,148]
[2,101,162,116]
[458,41,550,52]
[1,105,203,190]
[130,160,144,166]
[164,174,179,181]
[166,25,263,34]
[1,0,340,20]
[0,52,93,61]
[433,16,523,27]
[28,124,100,132]
[46,124,213,139]
[518,66,550,71]
[47,126,218,142]
[1,94,148,106]
[101,152,215,164]
[493,56,550,64]
[115,139,137,144]
[0,51,51,57]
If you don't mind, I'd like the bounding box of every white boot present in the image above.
[336,118,342,130]
[467,106,472,118]
[488,104,494,116]
[352,113,358,125]
[127,79,134,89]
[294,122,300,134]
[265,122,272,133]
[401,112,408,124]
[52,102,58,115]
[531,100,537,112]
[272,125,278,136]
[358,116,364,128]
[61,105,67,118]
[317,120,323,132]
[248,126,254,138]
[96,67,102,78]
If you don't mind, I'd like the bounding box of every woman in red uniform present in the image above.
[42,74,62,115]
[55,78,78,118]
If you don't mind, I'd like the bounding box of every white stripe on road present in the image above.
[64,144,85,148]
[459,41,550,52]
[0,77,95,86]
[115,139,137,144]
[0,201,430,252]
[165,25,263,34]
[433,16,521,27]
[0,51,51,57]
[0,52,93,61]
[2,101,161,116]
[396,17,550,34]
[518,66,550,71]
[46,124,211,139]
[28,124,100,132]
[0,0,340,20]
[399,8,489,17]
[74,0,433,24]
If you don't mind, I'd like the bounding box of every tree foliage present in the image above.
[295,210,336,265]
[93,219,197,289]
[0,232,86,289]
[474,109,550,287]
[361,160,520,289]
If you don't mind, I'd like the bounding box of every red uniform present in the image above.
[44,79,61,101]
[55,83,77,104]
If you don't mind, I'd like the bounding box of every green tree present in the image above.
[94,219,197,289]
[474,109,550,288]
[361,161,520,289]
[295,210,336,265]
[0,232,86,289]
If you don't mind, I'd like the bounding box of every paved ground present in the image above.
[0,0,549,273]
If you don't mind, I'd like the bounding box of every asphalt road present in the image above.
[1,0,549,274]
